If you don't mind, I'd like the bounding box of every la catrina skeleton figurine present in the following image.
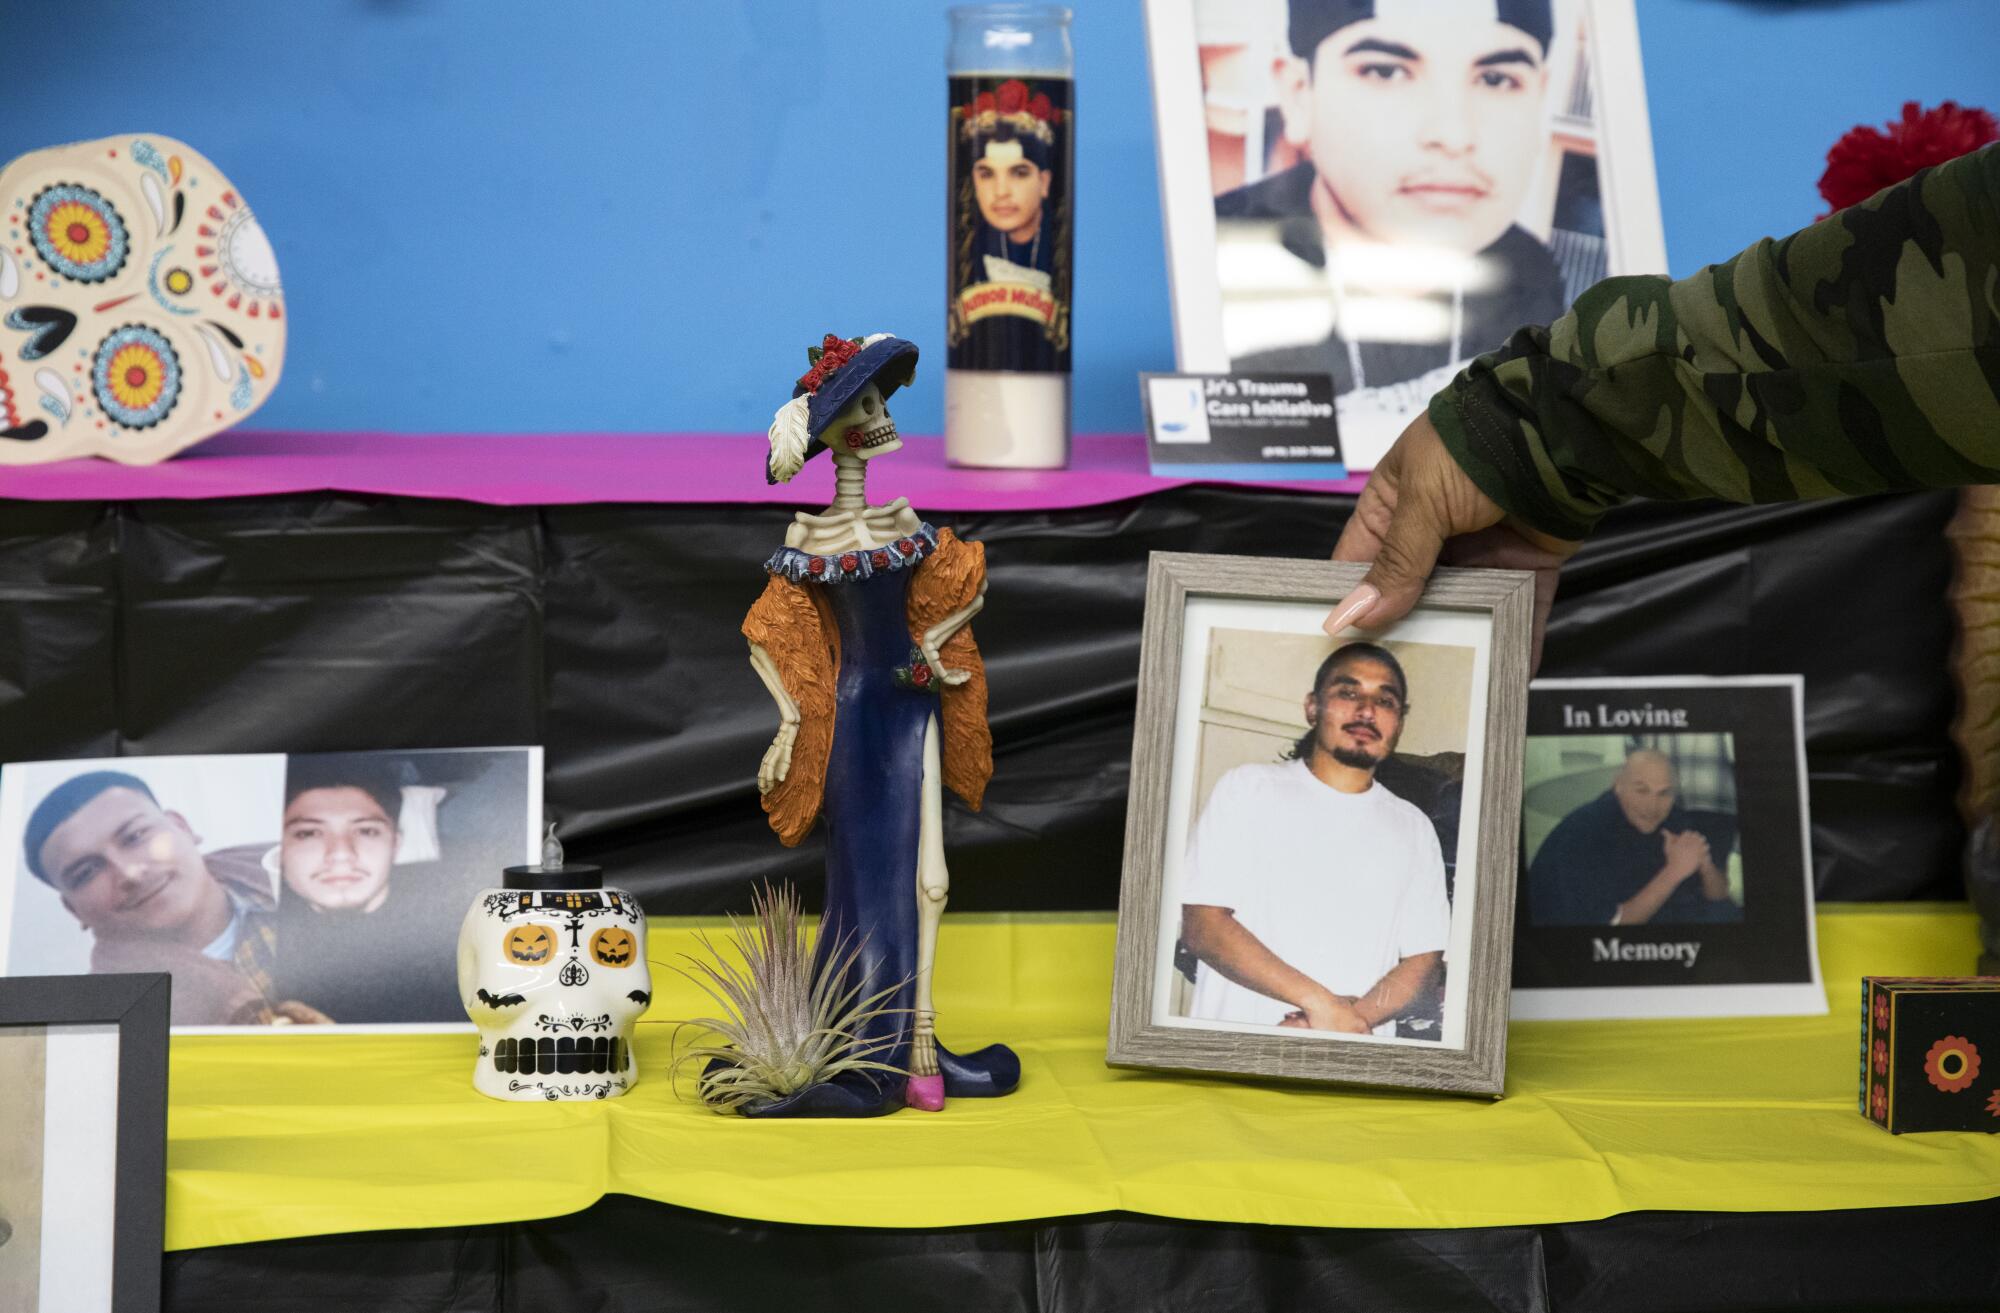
[737,332,1020,1116]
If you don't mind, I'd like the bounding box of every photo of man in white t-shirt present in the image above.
[1180,642,1450,1038]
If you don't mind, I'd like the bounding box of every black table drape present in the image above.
[162,1192,2000,1313]
[0,487,1963,911]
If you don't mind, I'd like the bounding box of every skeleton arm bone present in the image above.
[748,641,800,793]
[911,716,950,1080]
[920,580,987,687]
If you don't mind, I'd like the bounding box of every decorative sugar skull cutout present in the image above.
[459,887,651,1102]
[590,926,637,967]
[0,134,285,465]
[504,923,559,965]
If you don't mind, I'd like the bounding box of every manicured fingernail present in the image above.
[1323,584,1379,637]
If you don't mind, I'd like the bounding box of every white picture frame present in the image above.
[1144,0,1668,471]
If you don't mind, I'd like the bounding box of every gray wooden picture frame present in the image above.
[1106,554,1532,1096]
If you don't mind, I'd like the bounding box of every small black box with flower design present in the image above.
[1862,976,2000,1133]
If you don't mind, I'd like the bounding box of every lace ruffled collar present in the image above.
[765,523,939,584]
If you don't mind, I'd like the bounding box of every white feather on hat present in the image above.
[767,394,812,484]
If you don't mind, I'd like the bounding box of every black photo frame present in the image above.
[0,972,169,1313]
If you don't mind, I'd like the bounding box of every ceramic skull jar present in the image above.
[457,864,651,1101]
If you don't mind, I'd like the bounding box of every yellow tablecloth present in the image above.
[164,904,2000,1251]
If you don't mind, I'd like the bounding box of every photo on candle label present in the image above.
[946,74,1074,376]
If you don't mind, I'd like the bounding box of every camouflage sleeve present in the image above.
[1430,144,2000,540]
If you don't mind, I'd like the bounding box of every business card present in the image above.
[1139,372,1345,481]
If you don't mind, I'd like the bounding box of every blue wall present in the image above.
[1,0,1991,436]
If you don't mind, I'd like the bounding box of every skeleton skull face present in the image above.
[458,890,651,1102]
[0,134,285,465]
[830,382,900,461]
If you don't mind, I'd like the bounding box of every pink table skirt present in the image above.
[0,432,1366,511]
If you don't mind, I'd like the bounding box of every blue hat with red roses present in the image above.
[766,333,918,484]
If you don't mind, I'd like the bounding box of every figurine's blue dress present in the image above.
[751,527,1018,1117]
[820,558,925,1066]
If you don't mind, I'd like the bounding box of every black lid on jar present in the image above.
[503,863,604,892]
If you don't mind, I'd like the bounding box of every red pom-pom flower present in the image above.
[1818,100,1998,216]
[996,79,1030,115]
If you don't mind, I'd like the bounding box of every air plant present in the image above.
[668,882,908,1113]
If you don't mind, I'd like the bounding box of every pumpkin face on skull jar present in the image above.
[458,878,650,1102]
[0,133,286,465]
[590,926,637,967]
[504,924,559,965]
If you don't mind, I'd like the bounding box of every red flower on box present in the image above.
[1923,1035,1980,1093]
[1819,101,1998,217]
[996,79,1030,115]
[1872,1039,1888,1075]
[1873,993,1889,1029]
[1871,1084,1888,1120]
[1987,1089,2000,1118]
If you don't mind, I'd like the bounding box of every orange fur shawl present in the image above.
[742,529,993,846]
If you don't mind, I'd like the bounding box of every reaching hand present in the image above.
[1328,410,1580,667]
[1661,828,1711,882]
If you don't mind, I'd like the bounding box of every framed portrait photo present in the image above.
[1512,676,1825,1019]
[0,972,169,1313]
[1143,0,1668,471]
[1108,555,1531,1096]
